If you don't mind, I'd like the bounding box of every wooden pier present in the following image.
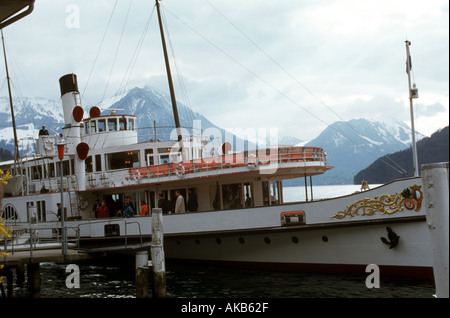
[1,247,99,298]
[0,208,166,298]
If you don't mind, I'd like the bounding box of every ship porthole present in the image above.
[238,237,245,244]
[322,236,328,242]
[291,236,299,244]
[264,237,271,244]
[216,238,222,245]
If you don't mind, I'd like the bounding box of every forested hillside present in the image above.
[354,126,449,184]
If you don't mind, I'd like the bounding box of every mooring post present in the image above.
[151,208,166,298]
[27,262,41,298]
[5,266,13,298]
[135,251,149,298]
[421,162,449,298]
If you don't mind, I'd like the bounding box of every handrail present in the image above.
[75,218,144,251]
[129,146,328,179]
[1,217,145,261]
[1,223,80,262]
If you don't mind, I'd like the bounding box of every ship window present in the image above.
[95,154,101,172]
[85,156,93,173]
[37,200,46,222]
[160,155,170,164]
[31,165,42,180]
[48,162,56,178]
[56,160,71,176]
[270,181,280,205]
[105,150,140,170]
[158,147,171,153]
[222,183,242,209]
[108,118,117,131]
[128,118,135,131]
[90,121,97,133]
[98,119,106,132]
[262,181,280,206]
[1,204,18,220]
[119,117,126,130]
[145,149,154,166]
[244,182,253,208]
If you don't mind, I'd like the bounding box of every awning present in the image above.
[0,0,35,29]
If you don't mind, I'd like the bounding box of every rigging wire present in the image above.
[160,4,195,130]
[206,0,409,177]
[81,0,118,104]
[112,6,156,102]
[100,0,134,108]
[163,5,409,176]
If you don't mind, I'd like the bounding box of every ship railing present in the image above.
[1,224,81,261]
[128,146,327,179]
[75,218,144,251]
[1,218,145,260]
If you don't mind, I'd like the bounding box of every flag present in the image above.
[406,40,412,73]
[406,54,412,73]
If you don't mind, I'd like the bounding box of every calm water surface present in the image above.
[11,260,434,298]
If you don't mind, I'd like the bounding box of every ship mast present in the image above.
[155,0,184,158]
[405,40,419,177]
[1,29,20,175]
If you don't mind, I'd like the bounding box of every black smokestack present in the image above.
[59,73,79,97]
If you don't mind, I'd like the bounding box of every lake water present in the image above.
[6,185,436,300]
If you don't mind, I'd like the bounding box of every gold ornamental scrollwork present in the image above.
[331,185,422,220]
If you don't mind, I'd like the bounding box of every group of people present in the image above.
[92,197,141,218]
[88,189,198,219]
[158,189,198,214]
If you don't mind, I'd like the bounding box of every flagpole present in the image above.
[405,40,419,177]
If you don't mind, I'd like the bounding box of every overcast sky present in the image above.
[1,0,448,141]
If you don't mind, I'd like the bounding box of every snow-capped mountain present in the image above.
[106,86,223,142]
[0,96,64,154]
[302,118,424,184]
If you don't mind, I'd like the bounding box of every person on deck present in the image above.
[140,200,149,216]
[158,193,170,214]
[93,199,101,218]
[123,201,135,217]
[186,188,198,212]
[39,125,49,136]
[96,200,110,218]
[174,190,185,214]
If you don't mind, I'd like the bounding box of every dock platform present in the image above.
[2,248,101,266]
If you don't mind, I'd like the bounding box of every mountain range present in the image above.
[354,126,449,184]
[0,86,428,184]
[301,118,425,184]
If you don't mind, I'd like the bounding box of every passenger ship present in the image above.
[0,72,433,278]
[1,2,433,279]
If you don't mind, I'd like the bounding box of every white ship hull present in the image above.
[3,177,432,278]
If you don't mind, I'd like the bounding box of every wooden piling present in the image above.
[422,162,449,298]
[27,262,41,298]
[136,251,149,298]
[151,208,166,298]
